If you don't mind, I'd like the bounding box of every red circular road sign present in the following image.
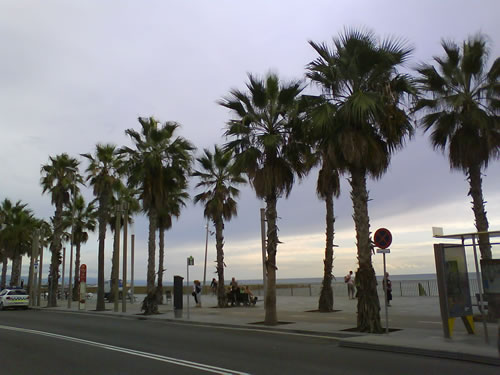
[374,228,392,249]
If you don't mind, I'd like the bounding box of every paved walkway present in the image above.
[33,294,499,366]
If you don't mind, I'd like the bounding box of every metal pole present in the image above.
[187,259,190,320]
[67,179,76,309]
[203,221,209,290]
[122,204,128,312]
[260,208,267,306]
[131,234,135,302]
[61,247,66,300]
[113,204,121,313]
[29,230,39,307]
[383,252,389,334]
[37,245,43,306]
[472,235,489,343]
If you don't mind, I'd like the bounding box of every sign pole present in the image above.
[187,258,190,320]
[383,252,389,334]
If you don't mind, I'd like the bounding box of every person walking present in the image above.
[345,271,355,299]
[383,272,392,306]
[229,277,239,306]
[192,280,202,307]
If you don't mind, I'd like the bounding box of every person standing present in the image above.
[383,272,392,306]
[345,271,355,299]
[210,278,218,295]
[229,277,239,306]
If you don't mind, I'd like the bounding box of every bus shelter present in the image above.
[432,228,500,346]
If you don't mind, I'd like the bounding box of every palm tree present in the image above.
[307,29,415,332]
[415,35,500,259]
[192,146,246,307]
[122,117,194,315]
[41,153,82,307]
[303,96,344,312]
[220,73,310,324]
[0,199,37,287]
[156,185,189,304]
[82,144,123,310]
[316,154,341,312]
[63,195,97,300]
[107,184,140,302]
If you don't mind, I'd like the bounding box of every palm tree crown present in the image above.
[193,146,245,222]
[221,73,310,199]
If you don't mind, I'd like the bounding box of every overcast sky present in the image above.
[1,1,499,284]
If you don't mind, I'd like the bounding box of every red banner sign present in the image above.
[79,264,87,283]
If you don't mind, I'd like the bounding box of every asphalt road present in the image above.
[0,309,497,375]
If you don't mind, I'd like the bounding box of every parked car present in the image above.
[0,288,29,310]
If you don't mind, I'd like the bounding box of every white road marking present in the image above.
[36,309,341,340]
[0,325,250,375]
[417,321,441,324]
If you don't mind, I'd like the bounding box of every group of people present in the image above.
[192,277,258,307]
[345,270,392,305]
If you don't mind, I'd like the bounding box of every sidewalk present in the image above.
[33,294,499,366]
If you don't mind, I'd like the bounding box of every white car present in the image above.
[0,288,29,310]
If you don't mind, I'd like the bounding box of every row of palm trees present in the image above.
[1,29,498,332]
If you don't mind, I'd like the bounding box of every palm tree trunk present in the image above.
[350,167,382,333]
[48,202,64,307]
[318,191,334,312]
[156,226,165,304]
[1,257,7,289]
[215,216,226,308]
[142,208,158,315]
[72,242,81,301]
[264,192,279,325]
[96,193,109,311]
[110,225,119,302]
[468,164,491,259]
[10,253,21,286]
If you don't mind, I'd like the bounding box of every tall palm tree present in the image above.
[316,154,341,312]
[82,144,123,310]
[156,185,189,304]
[41,153,82,307]
[303,96,344,312]
[415,35,500,259]
[107,184,140,302]
[62,195,97,300]
[307,29,415,332]
[122,117,194,315]
[192,146,246,308]
[220,73,310,324]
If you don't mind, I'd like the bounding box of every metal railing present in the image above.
[251,279,481,298]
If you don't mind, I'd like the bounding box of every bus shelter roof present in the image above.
[433,230,500,240]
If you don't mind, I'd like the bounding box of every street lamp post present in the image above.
[67,178,77,309]
[122,203,128,312]
[202,221,209,290]
[113,203,122,313]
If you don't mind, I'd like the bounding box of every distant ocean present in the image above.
[13,272,481,287]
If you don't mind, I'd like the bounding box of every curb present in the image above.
[338,339,500,366]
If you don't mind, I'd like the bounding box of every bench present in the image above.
[227,291,257,307]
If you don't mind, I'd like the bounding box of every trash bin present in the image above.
[173,275,184,310]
